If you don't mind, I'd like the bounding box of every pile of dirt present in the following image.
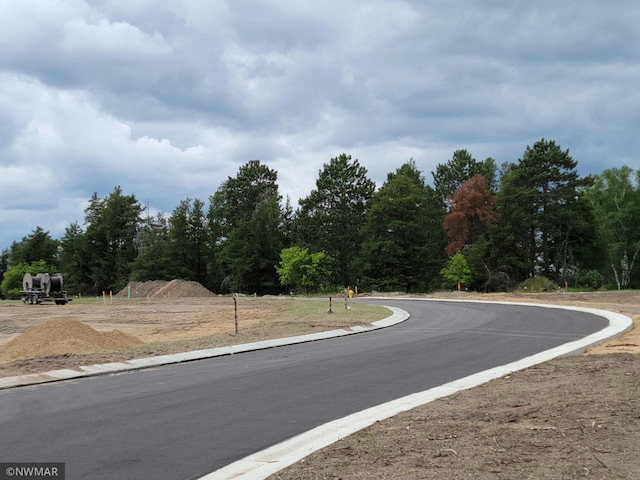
[0,319,143,362]
[116,279,215,298]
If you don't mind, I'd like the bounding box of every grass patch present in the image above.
[126,299,389,357]
[0,297,391,376]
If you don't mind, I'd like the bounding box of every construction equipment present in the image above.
[22,273,71,305]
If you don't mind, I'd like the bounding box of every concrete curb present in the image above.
[0,306,409,390]
[201,299,633,480]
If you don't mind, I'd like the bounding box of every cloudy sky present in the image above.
[1,1,639,250]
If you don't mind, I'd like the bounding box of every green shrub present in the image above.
[514,276,559,293]
[577,270,605,290]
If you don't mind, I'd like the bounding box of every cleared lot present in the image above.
[1,287,638,478]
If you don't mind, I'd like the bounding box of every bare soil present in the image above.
[0,282,386,377]
[273,291,640,480]
[1,284,639,479]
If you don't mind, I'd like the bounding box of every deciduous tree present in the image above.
[440,253,473,290]
[277,246,333,293]
[0,260,54,297]
[585,166,640,288]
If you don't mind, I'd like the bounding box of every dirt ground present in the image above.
[0,285,639,479]
[0,285,386,377]
[273,291,640,480]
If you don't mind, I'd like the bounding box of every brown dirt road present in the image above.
[0,289,638,479]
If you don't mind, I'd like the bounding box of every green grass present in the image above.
[0,297,391,375]
[128,300,388,357]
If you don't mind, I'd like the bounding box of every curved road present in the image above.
[0,300,607,479]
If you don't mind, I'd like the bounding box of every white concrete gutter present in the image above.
[202,299,632,480]
[0,306,409,390]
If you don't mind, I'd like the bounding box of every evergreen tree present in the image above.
[432,149,498,206]
[358,160,444,292]
[59,222,93,294]
[84,187,142,293]
[496,139,592,283]
[8,227,60,269]
[129,212,173,282]
[222,196,283,293]
[0,249,8,294]
[167,198,208,283]
[442,175,500,291]
[209,160,284,294]
[294,154,375,287]
[443,175,499,256]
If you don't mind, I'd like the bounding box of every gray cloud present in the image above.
[1,0,639,249]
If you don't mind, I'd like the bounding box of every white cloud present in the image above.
[1,0,640,249]
[60,18,172,59]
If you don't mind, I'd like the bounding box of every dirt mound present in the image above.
[0,319,143,362]
[116,279,215,298]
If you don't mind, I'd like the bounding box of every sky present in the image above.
[1,1,639,251]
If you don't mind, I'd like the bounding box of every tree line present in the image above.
[1,138,639,297]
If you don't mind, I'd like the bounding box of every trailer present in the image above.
[22,273,71,305]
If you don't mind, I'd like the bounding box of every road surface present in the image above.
[0,299,606,479]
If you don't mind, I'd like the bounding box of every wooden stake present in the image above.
[234,294,239,334]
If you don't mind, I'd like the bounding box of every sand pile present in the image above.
[116,279,215,298]
[0,319,143,362]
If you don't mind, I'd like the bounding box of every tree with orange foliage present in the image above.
[443,175,499,256]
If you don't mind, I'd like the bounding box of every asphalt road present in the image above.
[0,299,606,480]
